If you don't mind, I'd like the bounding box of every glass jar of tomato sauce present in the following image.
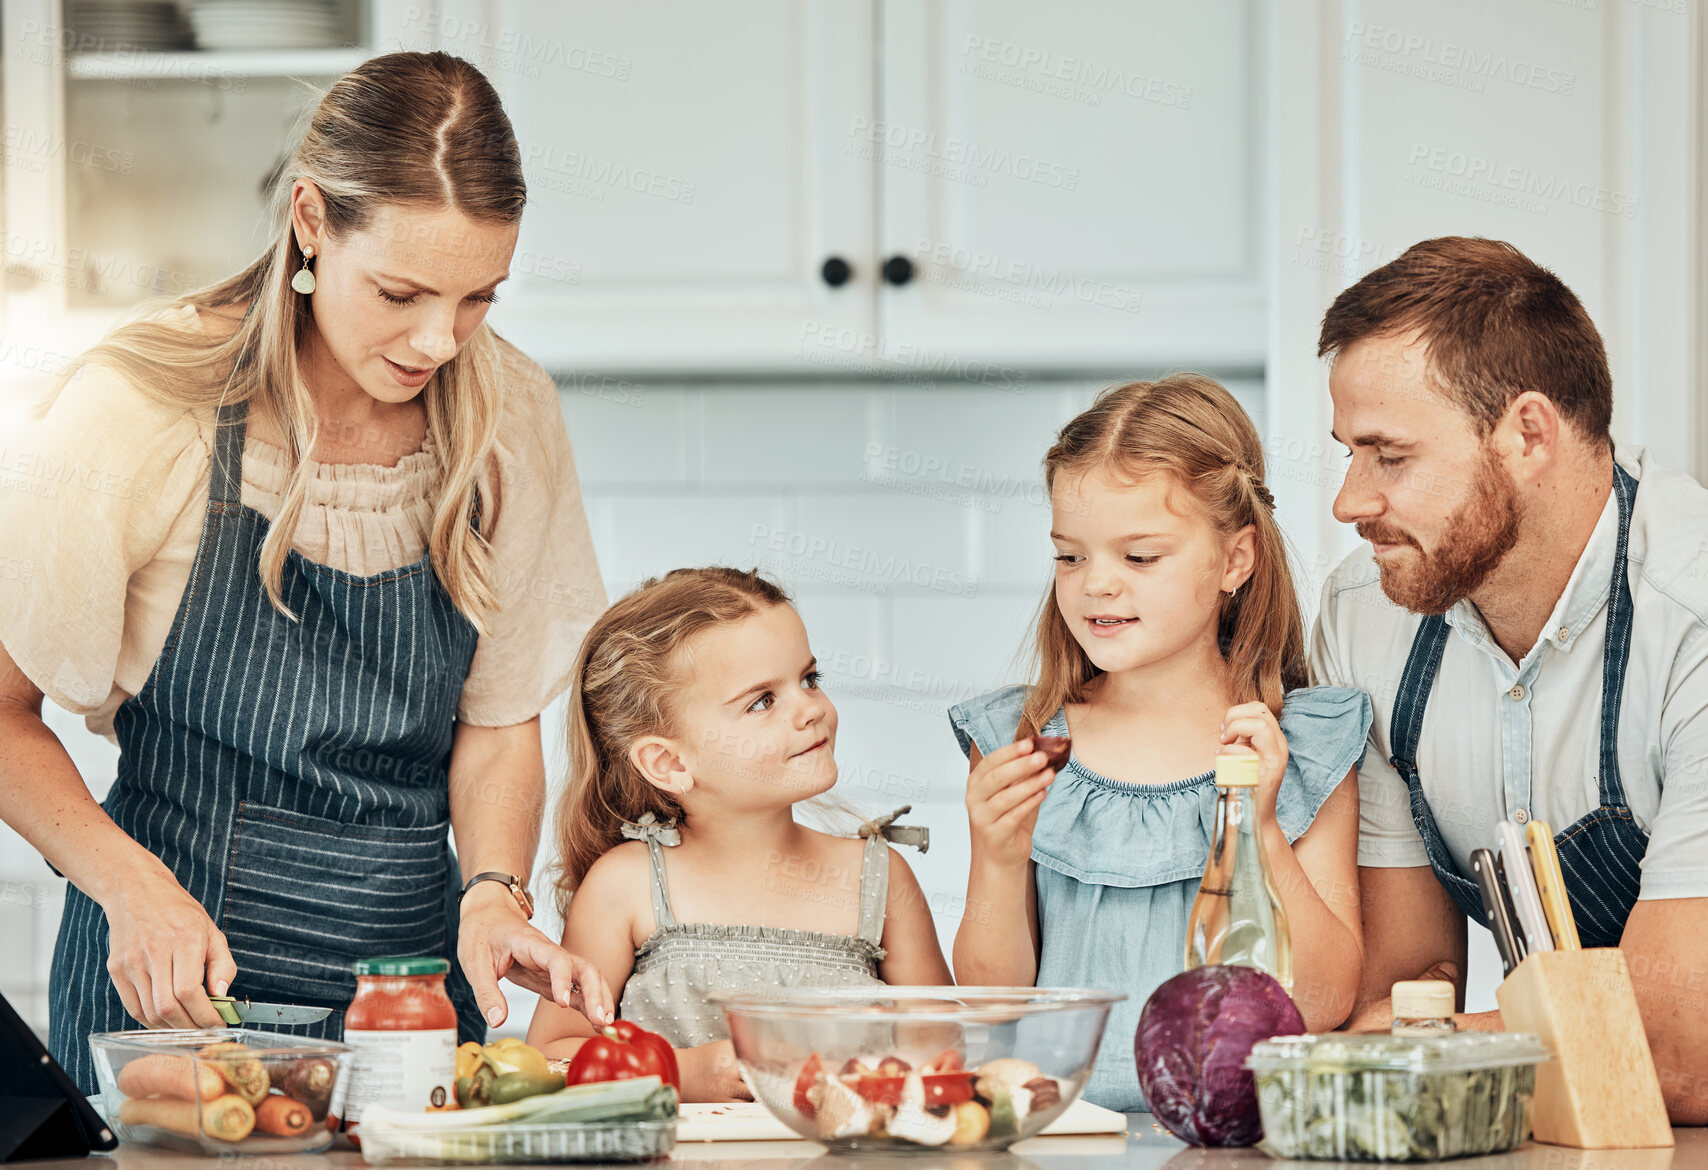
[341,956,458,1136]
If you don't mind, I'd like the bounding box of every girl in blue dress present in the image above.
[950,374,1373,1112]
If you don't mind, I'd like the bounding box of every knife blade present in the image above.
[1471,848,1523,976]
[209,995,333,1026]
[1492,851,1528,958]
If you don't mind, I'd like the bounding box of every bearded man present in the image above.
[1308,236,1708,1124]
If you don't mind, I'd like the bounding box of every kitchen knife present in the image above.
[1492,851,1528,958]
[1499,820,1554,955]
[209,996,333,1026]
[1471,848,1523,976]
[1526,819,1581,950]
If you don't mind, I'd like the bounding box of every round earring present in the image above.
[291,246,317,295]
[1227,584,1239,600]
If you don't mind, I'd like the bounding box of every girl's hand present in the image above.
[458,883,615,1029]
[966,738,1055,869]
[679,1039,753,1102]
[1220,701,1288,818]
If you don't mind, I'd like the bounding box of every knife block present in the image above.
[1494,948,1672,1148]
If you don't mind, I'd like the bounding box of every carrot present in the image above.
[254,1094,311,1137]
[198,1041,269,1104]
[118,1094,256,1142]
[116,1053,226,1101]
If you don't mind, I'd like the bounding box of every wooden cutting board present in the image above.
[677,1097,1128,1142]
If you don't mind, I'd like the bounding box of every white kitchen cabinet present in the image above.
[4,1,1698,403]
[876,0,1267,371]
[5,1,1267,376]
[444,0,879,374]
[457,0,1263,374]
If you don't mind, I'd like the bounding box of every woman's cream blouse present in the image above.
[0,305,606,739]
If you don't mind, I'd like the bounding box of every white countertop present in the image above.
[42,1114,1700,1170]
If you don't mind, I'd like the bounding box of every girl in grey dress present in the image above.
[527,567,952,1101]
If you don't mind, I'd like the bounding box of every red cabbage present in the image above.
[1134,965,1305,1147]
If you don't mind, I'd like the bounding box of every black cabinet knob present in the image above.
[821,256,853,287]
[882,255,915,286]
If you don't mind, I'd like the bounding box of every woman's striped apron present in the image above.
[49,399,486,1092]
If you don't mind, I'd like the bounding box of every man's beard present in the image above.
[1357,446,1522,615]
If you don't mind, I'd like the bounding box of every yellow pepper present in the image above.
[482,1037,551,1079]
[455,1041,488,1083]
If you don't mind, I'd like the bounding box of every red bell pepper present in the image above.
[565,1019,681,1092]
[918,1048,973,1104]
[793,1053,823,1118]
[922,1070,976,1107]
[842,1049,973,1108]
[848,1068,974,1107]
[852,1073,906,1106]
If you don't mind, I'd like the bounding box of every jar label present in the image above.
[342,1028,457,1124]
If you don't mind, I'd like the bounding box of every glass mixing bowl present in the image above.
[709,986,1122,1153]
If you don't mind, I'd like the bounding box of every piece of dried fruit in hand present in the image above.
[1035,736,1072,771]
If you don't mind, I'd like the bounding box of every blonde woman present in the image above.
[0,52,612,1092]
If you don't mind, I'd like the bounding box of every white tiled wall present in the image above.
[0,372,1276,1039]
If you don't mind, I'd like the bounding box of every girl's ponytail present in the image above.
[1220,465,1307,713]
[554,629,681,906]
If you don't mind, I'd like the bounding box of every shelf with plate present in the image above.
[61,0,365,81]
[0,0,402,357]
[64,48,370,83]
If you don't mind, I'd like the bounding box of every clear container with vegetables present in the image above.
[356,1075,678,1164]
[355,1032,678,1163]
[708,986,1121,1153]
[91,1028,351,1154]
[1245,1031,1551,1161]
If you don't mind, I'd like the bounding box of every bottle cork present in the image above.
[1391,980,1454,1020]
[1213,750,1260,787]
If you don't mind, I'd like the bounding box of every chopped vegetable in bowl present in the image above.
[792,1048,1066,1147]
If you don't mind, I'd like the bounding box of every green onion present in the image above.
[359,1075,676,1133]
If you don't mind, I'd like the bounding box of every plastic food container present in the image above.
[354,1077,678,1164]
[90,1028,350,1154]
[355,1118,676,1163]
[708,986,1122,1153]
[1245,1031,1551,1161]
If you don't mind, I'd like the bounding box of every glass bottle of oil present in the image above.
[1184,748,1293,989]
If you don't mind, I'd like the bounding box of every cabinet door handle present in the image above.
[881,255,915,286]
[820,256,853,287]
